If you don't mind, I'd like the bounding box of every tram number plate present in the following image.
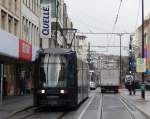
[47,96,59,99]
[49,100,57,105]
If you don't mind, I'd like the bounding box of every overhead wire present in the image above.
[134,0,141,30]
[114,0,123,26]
[107,0,123,54]
[66,6,108,33]
[67,4,112,53]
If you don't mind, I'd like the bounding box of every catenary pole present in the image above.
[141,0,145,99]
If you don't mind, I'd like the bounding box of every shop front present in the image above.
[0,29,39,99]
[17,39,33,95]
[0,29,19,97]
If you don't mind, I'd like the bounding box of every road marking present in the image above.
[98,94,103,119]
[77,96,94,119]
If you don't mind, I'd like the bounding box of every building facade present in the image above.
[0,0,21,96]
[0,0,40,97]
[50,0,76,48]
[0,0,79,98]
[17,0,40,95]
[135,14,150,75]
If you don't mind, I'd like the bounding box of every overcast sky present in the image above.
[64,0,150,56]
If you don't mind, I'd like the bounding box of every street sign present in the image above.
[136,58,146,72]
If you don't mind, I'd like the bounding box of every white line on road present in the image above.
[98,94,103,119]
[77,96,94,119]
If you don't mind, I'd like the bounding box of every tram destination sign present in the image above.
[40,2,51,39]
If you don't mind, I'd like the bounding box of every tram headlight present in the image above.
[60,90,65,94]
[41,89,45,94]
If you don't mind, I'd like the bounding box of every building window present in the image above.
[2,0,5,6]
[36,28,39,47]
[30,0,33,10]
[8,15,13,33]
[22,17,26,39]
[32,0,34,12]
[9,0,12,11]
[23,0,27,5]
[27,0,30,8]
[32,24,34,45]
[1,10,6,30]
[51,0,56,17]
[29,22,31,43]
[35,0,37,14]
[34,26,36,46]
[25,19,29,42]
[14,19,18,36]
[14,0,18,13]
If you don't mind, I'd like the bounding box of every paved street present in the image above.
[1,88,149,119]
[120,89,150,118]
[0,95,33,119]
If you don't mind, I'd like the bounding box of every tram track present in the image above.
[100,94,137,119]
[4,106,68,119]
[119,96,136,119]
[4,92,146,119]
[57,111,69,119]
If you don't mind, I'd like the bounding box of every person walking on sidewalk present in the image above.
[19,77,25,96]
[125,75,134,95]
[131,79,136,95]
[128,80,132,95]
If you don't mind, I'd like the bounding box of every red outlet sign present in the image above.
[19,40,32,61]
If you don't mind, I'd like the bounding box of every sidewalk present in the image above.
[0,95,33,119]
[120,89,150,118]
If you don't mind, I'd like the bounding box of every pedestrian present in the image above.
[125,75,133,95]
[131,79,136,95]
[19,77,25,96]
[128,80,132,95]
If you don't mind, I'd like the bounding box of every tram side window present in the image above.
[68,61,75,86]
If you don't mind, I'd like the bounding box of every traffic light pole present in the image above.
[141,0,145,99]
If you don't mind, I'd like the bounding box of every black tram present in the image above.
[33,48,89,108]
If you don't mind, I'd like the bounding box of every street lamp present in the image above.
[63,28,77,49]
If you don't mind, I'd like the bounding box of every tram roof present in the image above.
[41,48,74,55]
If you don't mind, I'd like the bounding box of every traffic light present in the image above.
[129,35,133,71]
[129,35,133,53]
[129,44,132,53]
[129,57,132,71]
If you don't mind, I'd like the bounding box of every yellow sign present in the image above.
[136,58,146,72]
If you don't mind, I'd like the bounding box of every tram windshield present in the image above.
[39,54,67,88]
